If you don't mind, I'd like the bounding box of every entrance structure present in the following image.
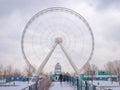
[54,62,61,75]
[21,7,94,78]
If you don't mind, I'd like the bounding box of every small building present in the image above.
[52,63,62,81]
[98,71,110,75]
[54,63,61,75]
[81,71,118,81]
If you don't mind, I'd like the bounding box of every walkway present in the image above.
[49,82,76,90]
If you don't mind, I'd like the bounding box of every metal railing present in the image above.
[21,76,51,90]
[69,76,97,90]
[21,82,38,90]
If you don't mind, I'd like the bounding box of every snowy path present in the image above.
[49,82,76,90]
[0,81,28,90]
[0,81,34,90]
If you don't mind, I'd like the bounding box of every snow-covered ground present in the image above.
[89,80,119,86]
[0,80,120,90]
[110,87,120,90]
[89,80,120,90]
[0,81,34,90]
[0,79,6,84]
[49,82,76,90]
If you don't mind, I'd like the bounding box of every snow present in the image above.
[49,82,76,90]
[0,80,120,90]
[0,81,34,90]
[89,80,119,87]
[89,80,120,90]
[110,87,120,90]
[84,75,117,78]
[0,79,6,83]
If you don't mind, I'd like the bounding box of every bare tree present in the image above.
[83,63,91,75]
[24,64,36,77]
[13,69,21,76]
[104,61,114,75]
[3,69,7,78]
[104,60,120,84]
[90,64,98,81]
[6,65,13,77]
[83,64,98,75]
[112,60,120,83]
[24,64,36,84]
[83,63,98,81]
[0,64,3,78]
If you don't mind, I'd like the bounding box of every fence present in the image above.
[75,77,113,90]
[69,76,106,90]
[21,81,38,90]
[21,76,111,90]
[38,76,51,90]
[21,76,51,90]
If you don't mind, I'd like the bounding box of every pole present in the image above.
[36,43,57,76]
[77,77,80,90]
[30,43,57,82]
[85,81,89,90]
[59,44,80,75]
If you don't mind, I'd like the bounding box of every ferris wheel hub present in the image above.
[55,37,63,44]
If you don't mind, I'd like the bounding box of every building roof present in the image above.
[55,63,61,69]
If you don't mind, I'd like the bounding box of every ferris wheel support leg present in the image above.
[59,44,80,76]
[35,43,57,76]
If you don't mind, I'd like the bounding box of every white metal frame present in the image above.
[34,38,80,77]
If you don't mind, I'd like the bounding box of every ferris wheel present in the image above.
[21,7,94,76]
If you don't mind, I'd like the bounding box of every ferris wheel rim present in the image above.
[21,7,95,70]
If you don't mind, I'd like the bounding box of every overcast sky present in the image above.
[0,0,120,73]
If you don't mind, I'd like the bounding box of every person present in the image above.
[59,74,63,85]
[97,82,99,86]
[13,82,15,86]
